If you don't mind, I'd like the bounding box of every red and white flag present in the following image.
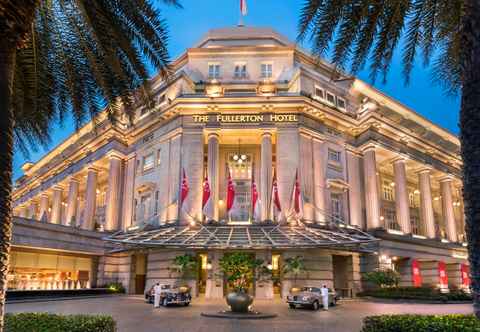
[291,169,303,219]
[180,168,189,207]
[202,175,213,220]
[226,169,235,214]
[271,170,282,221]
[240,0,247,16]
[251,170,260,221]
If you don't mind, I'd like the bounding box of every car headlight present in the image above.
[302,296,310,301]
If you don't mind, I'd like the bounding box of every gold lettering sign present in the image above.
[192,114,298,123]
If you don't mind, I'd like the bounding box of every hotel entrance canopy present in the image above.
[105,222,379,251]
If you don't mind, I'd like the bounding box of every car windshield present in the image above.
[300,287,319,292]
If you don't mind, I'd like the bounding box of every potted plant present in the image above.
[282,256,306,292]
[171,254,198,292]
[219,253,263,313]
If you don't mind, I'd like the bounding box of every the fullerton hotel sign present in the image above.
[192,113,298,123]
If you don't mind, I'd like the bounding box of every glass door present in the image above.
[227,153,252,224]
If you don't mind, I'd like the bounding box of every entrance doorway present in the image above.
[133,253,147,294]
[332,255,351,298]
[197,254,208,295]
[227,153,253,224]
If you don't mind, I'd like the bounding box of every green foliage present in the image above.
[297,1,462,93]
[172,254,198,281]
[358,286,472,302]
[282,256,306,286]
[11,0,181,155]
[5,313,116,332]
[103,282,125,293]
[361,314,480,332]
[219,253,263,292]
[363,269,400,288]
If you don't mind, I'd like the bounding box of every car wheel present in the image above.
[184,302,190,306]
[289,304,296,309]
[312,300,320,311]
[162,298,168,307]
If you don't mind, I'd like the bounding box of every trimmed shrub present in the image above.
[5,313,116,332]
[102,282,125,293]
[362,314,480,332]
[357,286,472,302]
[363,269,400,288]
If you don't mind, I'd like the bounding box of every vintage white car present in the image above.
[286,286,338,310]
[145,284,191,307]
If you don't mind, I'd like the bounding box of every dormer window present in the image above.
[336,97,346,111]
[208,63,221,79]
[314,86,325,100]
[326,91,336,105]
[261,63,273,78]
[234,64,247,79]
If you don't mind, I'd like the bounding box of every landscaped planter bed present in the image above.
[5,313,116,332]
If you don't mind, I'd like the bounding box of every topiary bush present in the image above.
[362,314,480,332]
[357,286,472,302]
[5,313,116,332]
[363,269,400,288]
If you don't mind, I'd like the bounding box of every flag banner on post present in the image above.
[438,261,448,289]
[240,0,247,16]
[226,169,235,213]
[271,170,282,221]
[202,175,213,220]
[411,259,422,287]
[461,263,471,287]
[291,169,303,219]
[180,168,189,207]
[251,169,260,222]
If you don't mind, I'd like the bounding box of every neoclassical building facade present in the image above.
[10,27,468,298]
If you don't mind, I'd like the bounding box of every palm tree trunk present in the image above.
[460,0,480,319]
[0,40,16,331]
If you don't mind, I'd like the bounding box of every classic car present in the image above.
[286,286,338,310]
[145,284,192,307]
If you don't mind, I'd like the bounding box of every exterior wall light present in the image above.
[205,79,224,98]
[206,262,213,270]
[256,80,276,96]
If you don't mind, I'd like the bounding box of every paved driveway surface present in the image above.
[6,296,473,332]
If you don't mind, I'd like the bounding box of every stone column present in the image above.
[260,132,272,221]
[50,185,64,224]
[441,178,457,242]
[39,194,49,222]
[65,177,79,226]
[393,158,411,234]
[105,153,123,231]
[28,200,38,220]
[122,154,136,230]
[83,167,98,230]
[313,138,326,222]
[207,133,220,221]
[418,169,436,238]
[347,150,363,228]
[363,146,381,229]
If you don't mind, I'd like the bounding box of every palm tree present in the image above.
[0,0,180,329]
[297,0,479,316]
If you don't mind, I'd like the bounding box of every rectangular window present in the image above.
[331,193,343,221]
[261,63,273,78]
[314,86,325,100]
[385,209,399,230]
[157,149,162,165]
[382,181,395,201]
[154,191,159,216]
[328,148,341,162]
[142,153,155,171]
[234,64,247,78]
[336,97,346,111]
[326,91,336,105]
[411,215,420,235]
[208,64,221,79]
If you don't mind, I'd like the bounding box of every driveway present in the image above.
[6,295,473,332]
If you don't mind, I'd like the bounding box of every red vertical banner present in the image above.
[438,261,448,288]
[461,264,471,287]
[411,259,422,287]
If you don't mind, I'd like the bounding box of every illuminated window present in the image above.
[382,181,395,201]
[208,63,221,79]
[385,209,399,230]
[411,215,420,235]
[157,149,162,165]
[154,191,159,216]
[261,63,273,78]
[328,148,341,162]
[234,64,247,78]
[331,193,343,221]
[142,153,154,171]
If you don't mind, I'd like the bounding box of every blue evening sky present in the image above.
[12,0,460,181]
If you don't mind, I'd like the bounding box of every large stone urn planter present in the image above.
[226,291,253,313]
